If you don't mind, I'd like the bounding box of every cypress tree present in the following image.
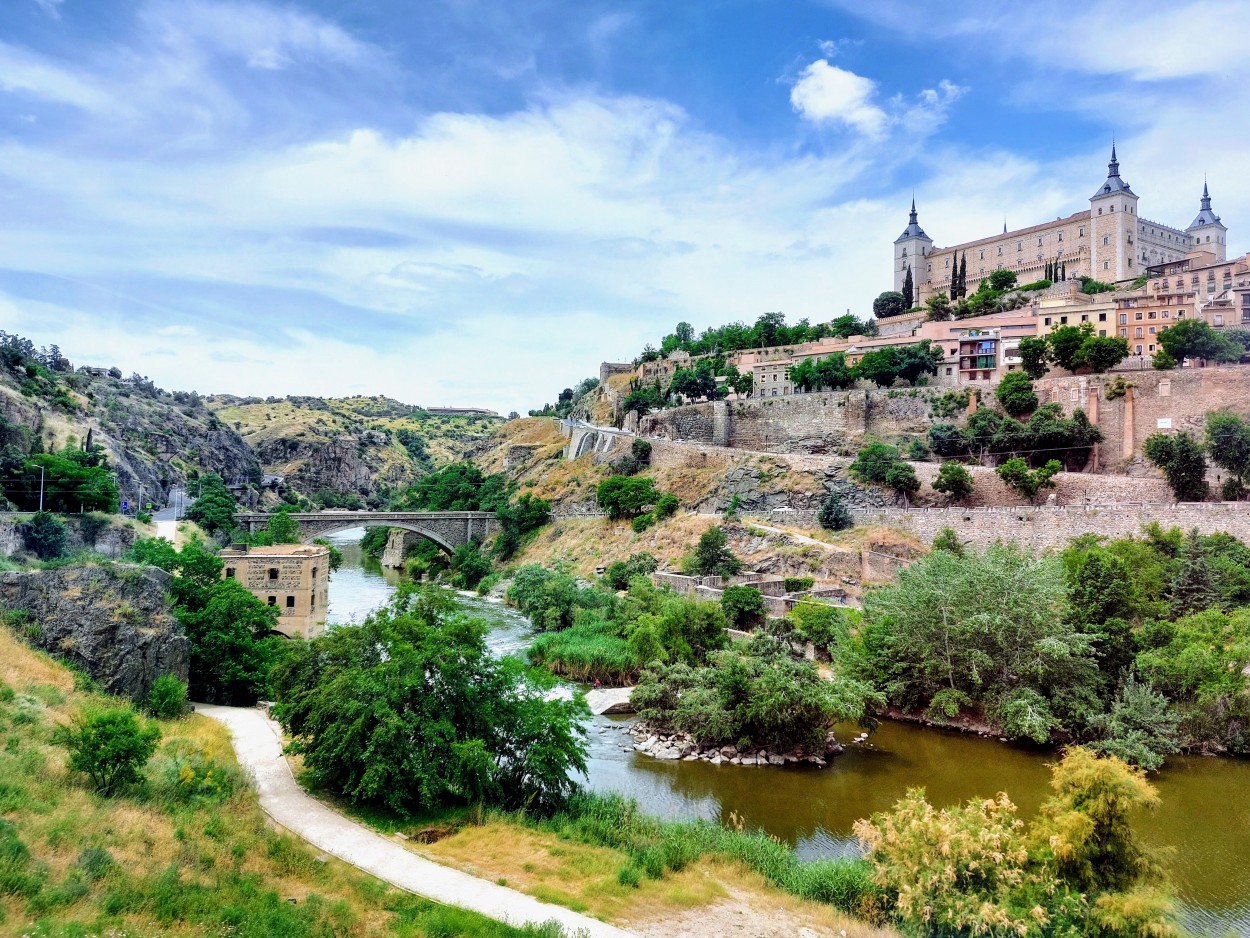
[958,253,967,299]
[1169,529,1219,617]
[903,265,914,309]
[1061,262,1067,281]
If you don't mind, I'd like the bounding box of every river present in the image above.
[323,529,1250,937]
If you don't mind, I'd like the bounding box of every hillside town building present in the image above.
[895,148,1228,304]
[219,543,330,640]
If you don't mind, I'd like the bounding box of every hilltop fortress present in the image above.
[895,148,1229,303]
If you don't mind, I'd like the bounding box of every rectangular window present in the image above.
[1119,313,1127,324]
[268,568,279,580]
[1148,326,1156,334]
[1043,317,1052,326]
[225,567,235,579]
[1098,313,1107,322]
[1135,312,1143,320]
[286,596,295,608]
[1134,327,1144,338]
[267,596,277,606]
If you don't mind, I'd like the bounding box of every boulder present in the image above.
[0,564,188,700]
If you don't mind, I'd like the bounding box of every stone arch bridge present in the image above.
[234,511,500,556]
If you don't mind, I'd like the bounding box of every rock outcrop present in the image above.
[0,564,188,700]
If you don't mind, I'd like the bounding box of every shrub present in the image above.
[25,511,68,560]
[145,675,188,719]
[995,372,1037,417]
[655,492,679,519]
[596,476,659,520]
[930,527,964,556]
[997,457,1061,500]
[631,438,652,464]
[932,462,973,502]
[631,513,656,533]
[721,585,767,630]
[691,527,741,578]
[816,491,852,531]
[602,553,658,591]
[783,576,814,593]
[155,744,241,804]
[1144,431,1209,502]
[53,707,161,795]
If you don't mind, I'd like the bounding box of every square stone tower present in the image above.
[893,198,933,294]
[1089,145,1139,282]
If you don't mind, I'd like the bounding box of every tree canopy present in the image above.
[272,586,589,815]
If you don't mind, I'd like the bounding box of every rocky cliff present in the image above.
[0,564,188,700]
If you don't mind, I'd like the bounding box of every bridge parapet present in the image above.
[233,511,500,554]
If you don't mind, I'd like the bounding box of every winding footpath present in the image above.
[198,704,635,938]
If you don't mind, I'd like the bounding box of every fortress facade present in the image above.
[894,148,1228,303]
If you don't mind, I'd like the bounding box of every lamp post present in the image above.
[38,465,44,512]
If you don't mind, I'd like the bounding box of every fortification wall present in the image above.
[639,366,1250,467]
[841,502,1250,552]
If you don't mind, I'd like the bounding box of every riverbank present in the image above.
[627,722,840,767]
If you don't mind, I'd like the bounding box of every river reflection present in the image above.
[321,528,1250,936]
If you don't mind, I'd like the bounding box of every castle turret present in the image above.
[1185,181,1227,261]
[893,198,932,294]
[1089,144,1139,281]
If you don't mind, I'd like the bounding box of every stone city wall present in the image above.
[638,366,1250,464]
[842,502,1250,553]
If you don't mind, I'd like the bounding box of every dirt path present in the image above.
[198,703,635,938]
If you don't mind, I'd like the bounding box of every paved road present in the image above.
[152,487,187,542]
[198,704,635,938]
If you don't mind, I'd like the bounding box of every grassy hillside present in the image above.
[209,395,503,505]
[0,626,565,938]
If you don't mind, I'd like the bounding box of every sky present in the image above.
[0,0,1244,414]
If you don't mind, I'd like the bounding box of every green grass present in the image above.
[527,620,639,684]
[0,627,576,938]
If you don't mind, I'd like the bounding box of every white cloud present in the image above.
[790,60,887,137]
[898,79,966,135]
[34,0,64,19]
[0,42,121,114]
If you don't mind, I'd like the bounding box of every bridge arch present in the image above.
[300,520,458,555]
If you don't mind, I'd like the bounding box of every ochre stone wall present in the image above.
[639,367,1250,469]
[845,503,1250,552]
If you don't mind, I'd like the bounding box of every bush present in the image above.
[145,675,188,719]
[995,372,1037,417]
[631,438,652,464]
[155,744,241,804]
[783,576,814,593]
[691,527,740,578]
[816,491,852,531]
[25,511,68,560]
[1144,431,1209,502]
[655,492,679,519]
[997,457,1061,500]
[721,585,767,630]
[53,707,161,795]
[932,462,973,502]
[631,513,656,533]
[596,476,660,520]
[602,552,658,591]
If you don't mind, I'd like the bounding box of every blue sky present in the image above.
[0,0,1243,413]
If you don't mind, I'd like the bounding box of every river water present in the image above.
[323,529,1250,936]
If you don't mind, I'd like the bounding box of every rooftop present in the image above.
[220,544,328,558]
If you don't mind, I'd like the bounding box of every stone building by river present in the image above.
[220,543,329,639]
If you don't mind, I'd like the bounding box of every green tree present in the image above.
[1158,318,1242,364]
[932,462,973,502]
[995,371,1038,417]
[53,707,161,795]
[924,292,953,321]
[721,585,767,630]
[312,537,344,570]
[872,291,907,319]
[691,526,741,578]
[1152,348,1178,370]
[271,586,588,814]
[988,269,1018,291]
[449,541,492,590]
[884,462,920,503]
[185,474,238,536]
[829,313,868,338]
[16,451,119,514]
[596,475,660,520]
[1048,322,1095,371]
[997,457,1062,501]
[1143,431,1209,502]
[1205,410,1250,490]
[930,527,964,556]
[957,252,967,299]
[901,266,914,309]
[817,490,852,531]
[264,508,301,544]
[602,552,659,591]
[1090,677,1180,771]
[1017,336,1051,379]
[178,578,283,704]
[25,510,68,559]
[1169,528,1219,617]
[1073,335,1130,373]
[854,341,942,387]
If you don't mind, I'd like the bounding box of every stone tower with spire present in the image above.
[893,198,933,294]
[1185,181,1227,261]
[1089,144,1139,282]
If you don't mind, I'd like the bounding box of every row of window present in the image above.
[225,566,320,580]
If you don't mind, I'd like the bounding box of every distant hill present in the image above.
[206,394,503,506]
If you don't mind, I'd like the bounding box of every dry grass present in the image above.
[510,514,723,578]
[421,822,898,938]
